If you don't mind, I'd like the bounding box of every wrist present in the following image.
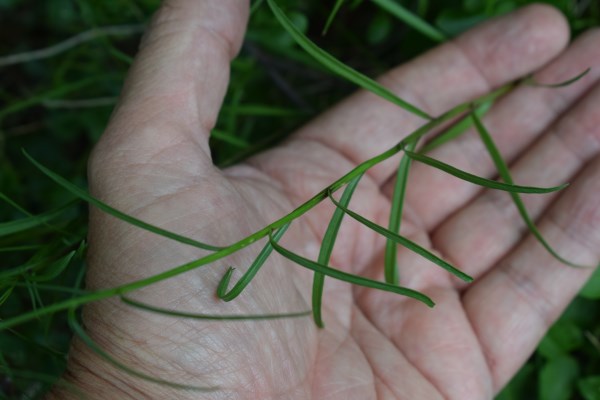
[46,337,152,400]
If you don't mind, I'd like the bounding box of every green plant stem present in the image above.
[1,83,519,331]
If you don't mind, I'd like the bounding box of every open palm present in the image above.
[56,1,600,399]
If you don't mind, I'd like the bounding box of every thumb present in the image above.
[104,0,249,158]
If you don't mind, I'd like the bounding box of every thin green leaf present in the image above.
[329,192,473,282]
[372,0,446,42]
[0,258,44,280]
[526,68,591,88]
[0,244,42,253]
[0,76,111,121]
[250,0,266,14]
[322,0,346,35]
[217,223,290,301]
[12,282,88,295]
[0,192,80,239]
[471,113,589,268]
[404,150,568,194]
[270,234,435,307]
[313,174,363,328]
[421,100,493,154]
[121,296,310,321]
[0,192,30,215]
[221,104,306,117]
[267,0,432,120]
[67,308,216,391]
[108,46,134,65]
[211,129,250,148]
[25,279,41,312]
[385,141,415,285]
[23,150,222,252]
[28,250,76,282]
[0,201,75,237]
[0,287,14,306]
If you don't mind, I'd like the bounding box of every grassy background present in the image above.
[0,0,599,398]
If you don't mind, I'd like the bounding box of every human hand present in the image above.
[51,1,600,399]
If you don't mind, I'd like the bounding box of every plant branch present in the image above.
[0,82,519,331]
[0,24,145,68]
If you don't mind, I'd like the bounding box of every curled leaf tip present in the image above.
[216,267,235,301]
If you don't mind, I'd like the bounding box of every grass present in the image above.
[0,0,599,399]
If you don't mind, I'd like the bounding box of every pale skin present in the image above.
[48,1,600,399]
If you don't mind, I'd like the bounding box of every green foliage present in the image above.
[580,268,600,300]
[499,296,600,399]
[579,376,600,400]
[539,356,580,400]
[0,0,598,398]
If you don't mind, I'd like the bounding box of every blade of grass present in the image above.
[267,0,432,120]
[211,129,250,148]
[217,223,290,301]
[0,192,30,215]
[313,173,363,328]
[28,250,76,282]
[67,308,217,391]
[471,113,590,268]
[250,0,266,14]
[221,104,306,117]
[322,0,346,35]
[121,296,310,321]
[372,0,446,42]
[0,258,45,280]
[420,100,493,154]
[0,287,14,306]
[12,282,88,295]
[25,279,40,312]
[329,192,473,282]
[23,150,222,252]
[384,140,416,285]
[0,245,43,253]
[270,233,435,306]
[526,68,591,88]
[404,150,568,194]
[0,193,81,239]
[0,24,144,67]
[0,201,76,237]
[0,75,115,121]
[0,244,42,253]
